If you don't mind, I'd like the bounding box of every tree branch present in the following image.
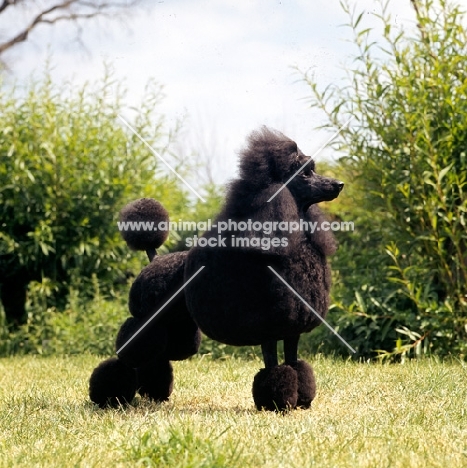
[0,0,21,15]
[409,0,437,62]
[0,0,140,56]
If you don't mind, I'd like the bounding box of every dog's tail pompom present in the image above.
[119,198,169,251]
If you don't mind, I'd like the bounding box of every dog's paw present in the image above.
[136,358,174,402]
[89,357,137,408]
[252,364,298,411]
[291,360,316,409]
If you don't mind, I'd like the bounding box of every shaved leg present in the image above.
[261,340,278,368]
[284,335,300,365]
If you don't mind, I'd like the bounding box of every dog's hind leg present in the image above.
[284,335,316,409]
[136,355,174,402]
[252,340,298,411]
[115,316,168,368]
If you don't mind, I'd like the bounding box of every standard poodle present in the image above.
[89,127,343,411]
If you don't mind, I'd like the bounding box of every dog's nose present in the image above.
[337,181,344,192]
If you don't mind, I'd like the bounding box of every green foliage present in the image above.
[303,0,467,359]
[0,276,128,356]
[0,69,189,310]
[0,66,225,332]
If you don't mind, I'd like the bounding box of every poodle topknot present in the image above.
[238,127,301,185]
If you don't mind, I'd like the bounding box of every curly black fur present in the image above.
[252,364,298,411]
[119,198,169,251]
[120,249,201,363]
[116,316,169,368]
[292,360,316,409]
[89,218,200,407]
[136,357,174,402]
[128,251,188,318]
[184,127,342,345]
[89,357,137,408]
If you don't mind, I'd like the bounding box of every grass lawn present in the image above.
[0,354,466,467]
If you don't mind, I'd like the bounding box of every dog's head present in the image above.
[239,127,344,210]
[286,151,344,211]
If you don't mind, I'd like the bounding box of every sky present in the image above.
[2,0,418,185]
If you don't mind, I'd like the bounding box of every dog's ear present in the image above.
[305,205,338,256]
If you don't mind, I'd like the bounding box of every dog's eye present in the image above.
[291,159,302,172]
[302,165,313,177]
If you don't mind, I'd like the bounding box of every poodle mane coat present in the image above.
[184,127,341,346]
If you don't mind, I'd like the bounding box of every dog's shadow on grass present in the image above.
[85,398,258,416]
[85,398,307,418]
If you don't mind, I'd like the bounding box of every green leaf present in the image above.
[438,163,454,183]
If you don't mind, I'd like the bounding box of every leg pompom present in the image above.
[292,360,316,409]
[252,364,298,411]
[89,357,137,408]
[136,357,174,402]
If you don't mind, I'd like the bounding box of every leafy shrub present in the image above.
[0,276,128,356]
[302,0,467,359]
[0,67,222,327]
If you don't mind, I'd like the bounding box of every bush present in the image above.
[302,0,467,359]
[0,276,128,356]
[0,68,211,326]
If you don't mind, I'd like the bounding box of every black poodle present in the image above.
[89,127,343,411]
